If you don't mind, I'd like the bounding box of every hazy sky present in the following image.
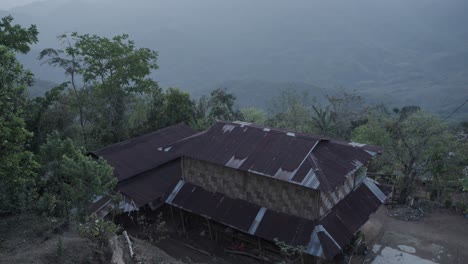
[0,0,41,10]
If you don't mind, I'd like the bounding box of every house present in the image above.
[88,123,197,215]
[90,121,390,262]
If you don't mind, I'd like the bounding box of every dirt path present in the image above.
[358,206,468,264]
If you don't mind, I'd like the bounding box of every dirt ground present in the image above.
[355,206,468,264]
[0,212,259,264]
[0,214,111,264]
[2,206,466,264]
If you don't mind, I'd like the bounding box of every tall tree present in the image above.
[0,15,39,213]
[326,89,366,139]
[352,109,466,203]
[310,105,335,136]
[39,34,88,144]
[207,88,241,121]
[162,87,194,126]
[266,89,315,132]
[24,83,80,152]
[40,33,159,147]
[37,133,115,221]
[191,88,241,130]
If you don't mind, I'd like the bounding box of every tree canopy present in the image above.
[0,15,39,214]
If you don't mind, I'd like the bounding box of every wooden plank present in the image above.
[207,218,213,240]
[179,209,186,236]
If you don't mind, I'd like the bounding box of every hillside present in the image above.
[29,79,58,98]
[2,0,468,118]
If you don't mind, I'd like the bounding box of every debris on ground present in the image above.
[387,206,424,221]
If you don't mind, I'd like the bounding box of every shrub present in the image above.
[455,202,467,213]
[444,199,452,208]
[78,215,121,245]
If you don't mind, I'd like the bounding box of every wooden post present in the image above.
[207,218,213,240]
[181,156,186,180]
[258,237,262,255]
[170,206,176,228]
[179,209,187,236]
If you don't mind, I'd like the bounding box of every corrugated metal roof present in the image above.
[117,160,182,207]
[319,179,391,258]
[167,177,387,260]
[163,121,382,192]
[90,123,196,182]
[168,181,261,232]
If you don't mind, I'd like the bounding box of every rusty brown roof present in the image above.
[166,177,388,260]
[163,121,382,192]
[90,123,196,182]
[117,160,182,207]
[318,178,391,258]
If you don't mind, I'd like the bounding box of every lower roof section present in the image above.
[166,177,389,260]
[117,159,181,207]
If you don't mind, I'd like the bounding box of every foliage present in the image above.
[192,88,242,130]
[0,15,39,214]
[37,133,115,221]
[326,89,366,139]
[462,167,468,191]
[266,89,367,138]
[137,212,168,243]
[352,109,467,203]
[267,89,315,133]
[24,83,80,152]
[0,15,38,53]
[273,238,306,264]
[39,32,159,148]
[78,214,121,244]
[311,105,335,136]
[241,107,266,124]
[207,88,242,121]
[162,87,195,126]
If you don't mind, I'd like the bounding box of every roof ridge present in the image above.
[222,121,329,142]
[90,122,192,154]
[158,128,210,151]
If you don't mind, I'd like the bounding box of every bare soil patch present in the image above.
[356,206,468,264]
[0,214,110,264]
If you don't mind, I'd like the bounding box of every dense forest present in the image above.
[1,10,468,263]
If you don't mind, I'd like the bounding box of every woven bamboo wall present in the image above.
[183,157,321,220]
[319,174,355,216]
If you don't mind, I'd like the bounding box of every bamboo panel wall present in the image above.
[183,157,321,220]
[319,175,355,216]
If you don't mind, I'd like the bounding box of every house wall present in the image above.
[318,166,373,217]
[183,157,321,220]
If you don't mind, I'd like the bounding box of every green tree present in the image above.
[37,133,115,221]
[191,88,241,130]
[162,87,194,126]
[326,89,366,139]
[0,15,39,213]
[40,33,159,147]
[39,34,88,144]
[352,109,465,203]
[146,86,166,131]
[266,89,314,132]
[311,105,335,136]
[207,88,241,121]
[191,95,211,130]
[241,107,266,124]
[24,84,80,152]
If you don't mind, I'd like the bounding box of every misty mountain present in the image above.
[28,79,58,98]
[3,0,468,118]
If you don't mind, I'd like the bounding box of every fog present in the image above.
[2,0,467,116]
